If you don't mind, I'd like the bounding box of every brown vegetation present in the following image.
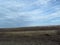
[0,25,60,45]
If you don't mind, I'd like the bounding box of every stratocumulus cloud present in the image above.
[0,0,60,28]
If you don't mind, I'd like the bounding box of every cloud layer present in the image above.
[0,0,60,28]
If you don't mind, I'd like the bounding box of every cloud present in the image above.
[0,0,60,28]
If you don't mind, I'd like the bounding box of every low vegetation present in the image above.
[0,25,60,45]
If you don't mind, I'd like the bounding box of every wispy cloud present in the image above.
[0,0,60,28]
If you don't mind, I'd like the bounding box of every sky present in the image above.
[0,0,60,28]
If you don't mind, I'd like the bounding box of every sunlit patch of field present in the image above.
[0,30,57,37]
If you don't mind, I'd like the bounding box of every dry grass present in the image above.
[0,26,60,45]
[0,30,57,37]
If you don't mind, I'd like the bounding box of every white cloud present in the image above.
[0,0,59,21]
[0,0,60,27]
[47,10,60,20]
[0,0,51,19]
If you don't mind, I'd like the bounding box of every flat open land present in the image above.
[0,25,60,45]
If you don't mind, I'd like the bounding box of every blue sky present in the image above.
[0,0,60,28]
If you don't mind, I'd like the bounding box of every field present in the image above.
[0,34,60,45]
[0,25,60,45]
